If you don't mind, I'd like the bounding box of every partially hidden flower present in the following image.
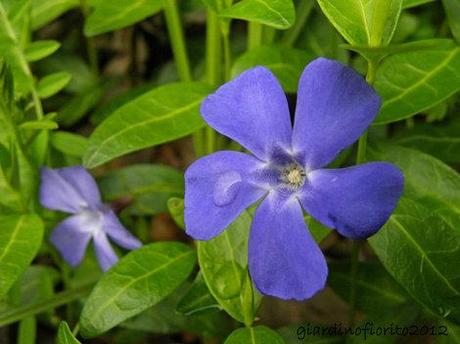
[40,166,142,271]
[184,58,404,300]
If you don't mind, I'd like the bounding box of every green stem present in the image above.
[222,29,232,82]
[164,0,192,82]
[80,0,98,74]
[247,22,263,50]
[0,283,94,327]
[349,58,379,326]
[281,0,314,47]
[31,87,44,120]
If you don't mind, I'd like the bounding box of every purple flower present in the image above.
[184,58,404,300]
[40,166,142,271]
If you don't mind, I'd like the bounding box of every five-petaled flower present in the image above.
[184,58,404,300]
[40,166,142,271]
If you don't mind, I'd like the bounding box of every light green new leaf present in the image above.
[369,198,460,324]
[83,82,213,168]
[402,0,434,8]
[57,321,81,344]
[24,40,60,62]
[225,326,285,344]
[37,72,71,98]
[31,0,79,30]
[317,0,402,46]
[84,0,164,36]
[232,46,314,93]
[167,197,184,229]
[198,211,261,324]
[374,41,460,124]
[98,164,183,215]
[219,0,295,29]
[442,0,460,43]
[80,242,196,337]
[0,214,44,299]
[19,119,58,130]
[50,131,88,158]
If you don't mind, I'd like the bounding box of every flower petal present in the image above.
[40,166,101,213]
[300,162,404,239]
[102,210,142,250]
[201,66,292,161]
[93,230,118,271]
[248,193,328,300]
[50,214,92,267]
[292,58,381,169]
[185,151,266,240]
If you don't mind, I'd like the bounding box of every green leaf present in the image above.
[98,164,183,216]
[19,119,58,130]
[57,321,81,344]
[198,211,261,324]
[24,40,60,62]
[83,82,213,168]
[317,0,402,47]
[0,214,44,299]
[402,0,435,8]
[369,144,460,228]
[80,242,196,338]
[50,131,88,158]
[31,0,79,30]
[167,197,184,229]
[442,0,460,43]
[219,0,295,29]
[369,198,460,324]
[225,326,285,344]
[232,45,314,93]
[374,41,460,124]
[84,0,164,36]
[37,72,71,99]
[177,273,221,315]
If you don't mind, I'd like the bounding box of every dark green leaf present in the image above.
[0,214,44,299]
[84,0,164,36]
[442,0,460,43]
[224,326,285,344]
[219,0,295,29]
[317,0,402,46]
[31,0,79,30]
[83,82,213,168]
[374,41,460,124]
[50,131,88,158]
[177,273,221,315]
[98,164,183,216]
[198,211,261,324]
[24,40,60,62]
[232,45,314,93]
[167,197,184,229]
[57,321,81,344]
[37,72,71,98]
[80,242,196,337]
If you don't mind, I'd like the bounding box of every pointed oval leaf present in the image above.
[80,242,196,338]
[50,131,88,158]
[0,214,44,299]
[442,0,460,43]
[224,326,285,344]
[177,272,220,315]
[57,321,81,344]
[375,41,460,124]
[317,0,402,46]
[24,40,60,62]
[83,82,213,168]
[219,0,295,29]
[37,72,71,99]
[84,0,164,36]
[31,0,79,30]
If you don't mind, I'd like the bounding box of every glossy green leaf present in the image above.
[402,0,434,8]
[0,214,44,299]
[57,321,81,344]
[83,82,213,168]
[198,211,261,324]
[225,326,285,344]
[167,197,184,229]
[317,0,402,46]
[177,273,221,315]
[80,242,196,337]
[98,164,183,216]
[443,0,460,43]
[369,144,460,228]
[84,0,164,36]
[50,131,88,158]
[374,41,460,124]
[24,40,60,62]
[37,72,71,98]
[219,0,295,29]
[232,46,314,93]
[31,0,79,30]
[369,198,460,324]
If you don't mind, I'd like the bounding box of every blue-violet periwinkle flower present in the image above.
[40,166,142,271]
[184,58,404,300]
